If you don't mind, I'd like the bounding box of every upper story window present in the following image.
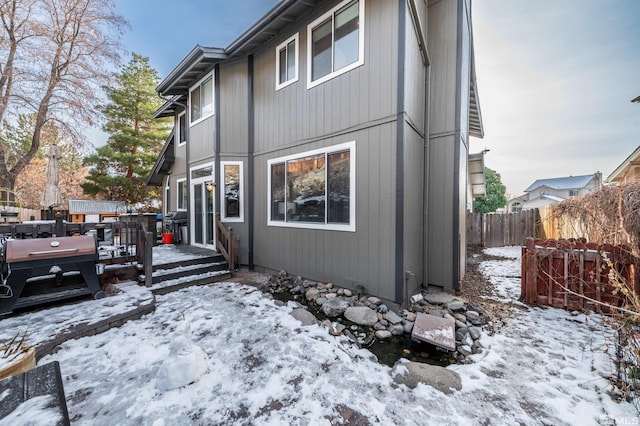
[569,189,579,197]
[268,141,356,232]
[307,0,364,89]
[275,33,299,91]
[177,112,186,146]
[190,73,214,125]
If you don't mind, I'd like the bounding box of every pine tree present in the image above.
[82,53,170,205]
[473,167,507,213]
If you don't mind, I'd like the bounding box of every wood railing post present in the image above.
[144,230,153,287]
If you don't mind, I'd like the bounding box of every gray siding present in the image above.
[252,0,398,154]
[403,125,425,295]
[426,0,473,290]
[188,116,215,162]
[253,124,396,301]
[219,59,249,155]
[249,0,402,301]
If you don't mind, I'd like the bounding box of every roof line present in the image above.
[225,0,300,55]
[606,145,640,183]
[156,45,226,94]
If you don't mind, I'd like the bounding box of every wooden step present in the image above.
[152,254,226,272]
[151,270,232,295]
[151,261,228,284]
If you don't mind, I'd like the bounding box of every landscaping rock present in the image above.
[446,301,465,311]
[305,288,319,301]
[375,330,392,340]
[322,298,350,317]
[367,296,382,305]
[344,306,378,326]
[390,324,405,336]
[469,326,481,340]
[290,308,318,326]
[424,292,455,305]
[343,289,353,297]
[392,361,462,394]
[384,310,403,325]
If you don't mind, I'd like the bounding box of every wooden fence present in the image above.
[521,237,639,312]
[467,209,543,247]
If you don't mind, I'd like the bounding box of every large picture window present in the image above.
[177,178,187,210]
[190,73,214,124]
[307,0,364,88]
[268,142,355,231]
[221,161,244,222]
[275,33,299,91]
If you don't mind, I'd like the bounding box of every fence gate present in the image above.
[521,237,639,312]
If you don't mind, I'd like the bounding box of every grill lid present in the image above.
[5,235,97,263]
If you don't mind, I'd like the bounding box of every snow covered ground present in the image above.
[2,246,639,425]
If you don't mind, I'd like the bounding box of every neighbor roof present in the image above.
[68,200,126,214]
[606,145,640,184]
[524,175,596,193]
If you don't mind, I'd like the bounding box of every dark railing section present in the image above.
[0,214,154,287]
[216,213,237,271]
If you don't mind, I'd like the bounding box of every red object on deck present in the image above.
[162,233,173,244]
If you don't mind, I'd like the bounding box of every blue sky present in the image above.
[114,0,640,196]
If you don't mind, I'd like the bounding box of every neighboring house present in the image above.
[507,173,602,212]
[68,200,126,223]
[606,145,640,185]
[147,0,484,303]
[606,96,640,184]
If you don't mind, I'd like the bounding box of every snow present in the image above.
[1,245,639,424]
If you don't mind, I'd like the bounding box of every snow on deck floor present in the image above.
[3,246,639,425]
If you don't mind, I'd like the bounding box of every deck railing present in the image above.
[215,213,236,271]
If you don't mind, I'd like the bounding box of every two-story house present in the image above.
[507,173,603,212]
[147,0,484,304]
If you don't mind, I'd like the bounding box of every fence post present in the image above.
[524,237,537,304]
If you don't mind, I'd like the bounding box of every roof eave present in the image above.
[225,0,308,57]
[156,45,227,96]
[606,145,640,183]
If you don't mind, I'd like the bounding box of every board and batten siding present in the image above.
[246,0,403,300]
[253,124,397,301]
[252,0,398,154]
[219,59,249,155]
[188,115,215,162]
[426,0,474,291]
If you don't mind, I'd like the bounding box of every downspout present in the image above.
[409,0,431,288]
[215,64,221,211]
[248,55,255,270]
[395,0,407,304]
[452,0,464,291]
[160,95,190,245]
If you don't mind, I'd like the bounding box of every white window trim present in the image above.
[177,112,186,147]
[176,178,187,211]
[267,141,356,232]
[220,161,244,223]
[189,72,215,126]
[275,33,299,91]
[307,0,365,89]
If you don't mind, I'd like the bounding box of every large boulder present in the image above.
[344,306,378,326]
[322,298,350,317]
[392,361,462,394]
[290,308,318,326]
